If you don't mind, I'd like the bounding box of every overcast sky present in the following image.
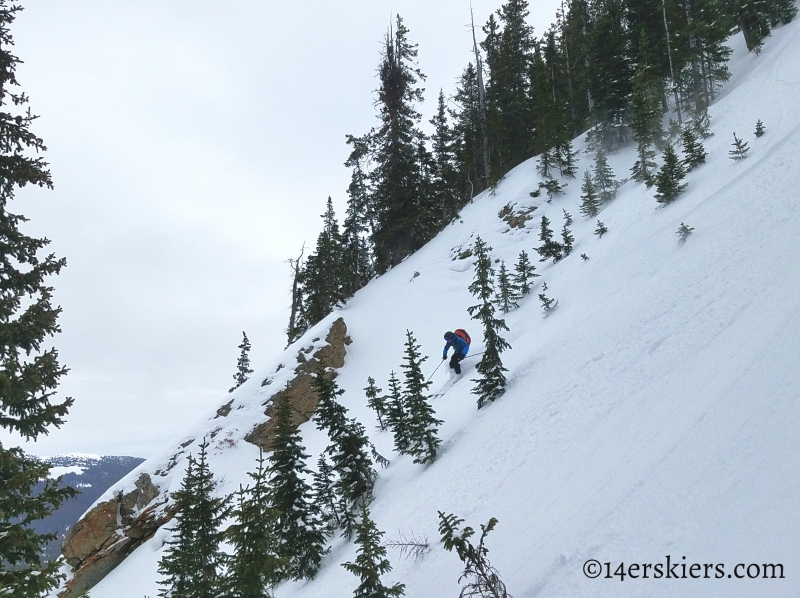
[4,0,561,458]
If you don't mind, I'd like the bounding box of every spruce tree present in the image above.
[677,222,695,243]
[225,454,283,598]
[536,216,563,262]
[158,441,229,598]
[365,377,388,431]
[267,391,328,580]
[311,455,340,533]
[312,370,377,537]
[0,5,76,595]
[229,332,254,392]
[654,143,688,205]
[451,62,489,197]
[556,140,579,177]
[467,237,511,409]
[399,330,442,465]
[681,126,707,170]
[579,170,600,218]
[536,147,558,179]
[561,222,575,256]
[629,30,663,187]
[595,220,609,238]
[341,135,375,298]
[755,118,766,137]
[494,260,520,314]
[430,89,463,226]
[512,250,539,296]
[729,132,750,160]
[342,503,405,598]
[302,197,347,326]
[370,15,432,271]
[385,371,410,453]
[592,147,619,203]
[538,281,558,313]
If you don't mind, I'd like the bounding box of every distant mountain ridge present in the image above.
[33,454,145,561]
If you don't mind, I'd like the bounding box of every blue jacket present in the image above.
[443,335,469,358]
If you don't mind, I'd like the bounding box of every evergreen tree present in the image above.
[451,63,490,197]
[592,147,619,203]
[311,455,340,533]
[629,29,663,187]
[267,391,328,580]
[225,454,283,598]
[755,118,766,137]
[536,147,558,179]
[556,140,579,177]
[312,370,377,537]
[494,260,520,313]
[430,89,463,226]
[512,250,539,296]
[736,0,772,52]
[437,512,510,598]
[579,170,600,217]
[467,237,511,409]
[539,177,567,199]
[729,132,750,160]
[654,143,688,204]
[538,281,558,313]
[536,216,563,262]
[370,15,432,271]
[0,5,76,595]
[681,126,707,170]
[365,377,388,431]
[595,220,608,238]
[562,208,573,226]
[341,136,375,298]
[302,197,347,326]
[482,0,536,174]
[399,330,442,464]
[229,332,254,392]
[767,0,798,25]
[385,371,410,453]
[286,245,309,346]
[561,222,575,256]
[158,441,229,598]
[342,502,405,598]
[677,222,695,243]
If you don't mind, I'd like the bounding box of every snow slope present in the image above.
[71,23,800,598]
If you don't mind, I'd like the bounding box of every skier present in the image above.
[442,329,470,375]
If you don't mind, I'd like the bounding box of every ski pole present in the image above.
[464,351,485,359]
[427,359,445,381]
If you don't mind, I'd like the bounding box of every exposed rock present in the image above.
[245,317,350,451]
[59,476,176,598]
[498,201,537,229]
[215,399,234,418]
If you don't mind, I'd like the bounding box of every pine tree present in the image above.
[311,455,340,533]
[562,209,573,226]
[229,332,254,392]
[681,126,707,170]
[539,177,567,199]
[370,15,432,271]
[556,140,579,177]
[536,147,558,179]
[595,220,609,238]
[0,5,76,595]
[385,371,410,453]
[536,216,564,262]
[561,222,575,256]
[267,391,328,580]
[512,250,539,296]
[494,260,520,314]
[579,170,600,217]
[451,62,490,197]
[430,89,463,226]
[312,371,377,537]
[729,132,750,160]
[399,330,442,465]
[654,143,688,204]
[592,147,619,203]
[342,503,405,598]
[677,222,695,243]
[755,118,766,137]
[341,135,375,298]
[736,0,772,52]
[538,281,558,313]
[225,454,283,598]
[365,377,388,431]
[437,512,510,598]
[302,197,347,326]
[467,237,511,409]
[158,441,229,598]
[629,29,663,187]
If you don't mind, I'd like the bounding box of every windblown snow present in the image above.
[67,24,800,598]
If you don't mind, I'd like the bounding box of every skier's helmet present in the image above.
[444,331,453,341]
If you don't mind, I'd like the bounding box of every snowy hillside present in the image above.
[64,23,800,598]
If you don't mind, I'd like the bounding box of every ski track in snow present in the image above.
[68,22,800,598]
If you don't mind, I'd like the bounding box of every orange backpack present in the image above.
[453,329,471,346]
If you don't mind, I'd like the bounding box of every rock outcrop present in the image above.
[58,317,350,598]
[245,317,351,450]
[60,474,177,598]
